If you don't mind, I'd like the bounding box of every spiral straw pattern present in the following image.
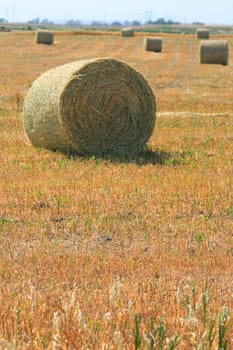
[23,58,156,155]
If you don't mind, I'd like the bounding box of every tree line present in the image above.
[0,17,205,26]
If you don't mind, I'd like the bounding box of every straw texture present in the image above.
[121,28,134,37]
[36,30,54,45]
[197,28,209,39]
[144,37,162,52]
[200,40,228,65]
[23,58,156,155]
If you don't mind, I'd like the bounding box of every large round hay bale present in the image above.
[121,27,134,37]
[144,37,162,52]
[200,40,228,65]
[23,58,156,155]
[35,30,54,45]
[197,28,209,39]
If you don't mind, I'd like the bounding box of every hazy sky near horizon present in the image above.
[1,0,233,24]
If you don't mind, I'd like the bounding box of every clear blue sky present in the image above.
[1,0,233,24]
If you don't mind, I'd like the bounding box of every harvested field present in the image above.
[0,30,233,349]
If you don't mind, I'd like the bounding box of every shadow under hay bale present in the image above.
[23,58,156,156]
[200,40,228,65]
[121,27,134,37]
[197,28,209,39]
[35,30,54,45]
[144,36,162,52]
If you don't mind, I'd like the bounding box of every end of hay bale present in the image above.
[196,28,209,39]
[35,30,54,45]
[121,27,134,37]
[23,57,156,156]
[144,37,162,52]
[0,26,11,32]
[200,40,228,65]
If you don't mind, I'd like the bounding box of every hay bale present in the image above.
[200,40,228,65]
[121,27,134,37]
[0,26,11,32]
[197,28,209,39]
[23,58,156,155]
[35,30,54,45]
[144,37,162,52]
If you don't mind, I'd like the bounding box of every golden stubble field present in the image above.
[0,30,233,349]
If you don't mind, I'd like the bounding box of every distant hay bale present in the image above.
[0,26,11,32]
[23,58,156,155]
[35,30,54,45]
[200,40,228,65]
[197,28,209,39]
[144,37,162,52]
[121,27,134,37]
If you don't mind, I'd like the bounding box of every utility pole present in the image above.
[144,11,153,23]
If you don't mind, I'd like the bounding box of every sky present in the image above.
[0,0,233,25]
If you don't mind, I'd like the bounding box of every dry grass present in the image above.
[0,30,233,349]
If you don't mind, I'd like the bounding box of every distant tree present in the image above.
[154,18,166,24]
[192,21,205,25]
[65,19,82,26]
[110,21,122,26]
[41,18,54,25]
[131,20,141,26]
[28,18,40,24]
[0,18,8,23]
[166,19,180,24]
[147,18,180,25]
[91,20,103,26]
[145,20,153,25]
